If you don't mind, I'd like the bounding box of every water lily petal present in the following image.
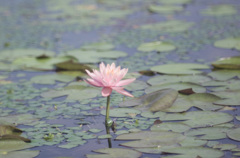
[115,78,136,86]
[85,78,103,87]
[112,87,134,97]
[102,87,112,97]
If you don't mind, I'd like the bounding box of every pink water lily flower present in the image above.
[85,62,135,97]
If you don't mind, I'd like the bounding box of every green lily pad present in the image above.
[147,75,211,86]
[213,144,237,151]
[212,56,240,69]
[100,108,141,117]
[55,60,92,72]
[227,128,240,141]
[0,139,33,152]
[0,49,55,61]
[31,74,76,85]
[137,41,176,52]
[148,5,183,14]
[150,63,210,75]
[140,20,194,33]
[145,82,206,94]
[81,42,115,51]
[124,80,149,91]
[119,89,178,112]
[150,122,190,133]
[86,148,142,158]
[159,0,192,4]
[201,4,237,16]
[41,82,100,101]
[161,146,224,158]
[0,114,38,125]
[162,111,233,128]
[13,56,76,71]
[66,50,127,63]
[214,37,240,50]
[116,131,185,148]
[208,70,240,81]
[98,134,112,139]
[0,150,40,158]
[212,90,240,106]
[179,137,207,147]
[185,127,229,140]
[0,125,22,136]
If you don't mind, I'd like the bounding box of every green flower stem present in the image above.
[105,95,112,127]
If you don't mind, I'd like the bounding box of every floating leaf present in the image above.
[213,144,237,151]
[81,42,115,51]
[0,49,55,61]
[55,60,92,72]
[160,146,224,158]
[147,75,211,86]
[116,131,185,148]
[185,127,229,140]
[119,89,178,112]
[214,37,240,50]
[227,128,240,141]
[148,5,183,14]
[159,0,192,4]
[86,148,142,158]
[212,56,240,69]
[31,74,76,85]
[208,70,240,81]
[201,4,237,16]
[98,134,112,139]
[150,122,190,133]
[66,50,127,63]
[145,82,206,94]
[0,125,22,136]
[124,80,149,91]
[100,108,141,117]
[150,63,210,75]
[140,20,194,33]
[162,111,233,128]
[13,56,76,71]
[179,137,207,147]
[0,150,40,158]
[137,41,176,52]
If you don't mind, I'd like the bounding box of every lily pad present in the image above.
[212,56,240,69]
[81,42,115,51]
[161,146,224,158]
[214,37,240,50]
[116,131,185,148]
[162,111,233,128]
[0,125,22,136]
[148,5,183,14]
[145,82,206,94]
[0,49,55,61]
[150,63,210,75]
[140,20,194,33]
[13,56,76,71]
[185,127,229,140]
[0,150,39,158]
[147,75,211,86]
[227,128,240,141]
[208,70,240,81]
[201,4,237,16]
[86,148,142,158]
[119,89,178,112]
[31,74,76,85]
[150,122,190,133]
[137,41,176,52]
[66,50,127,63]
[100,108,141,117]
[159,0,192,4]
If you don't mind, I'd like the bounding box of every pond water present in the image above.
[0,0,240,158]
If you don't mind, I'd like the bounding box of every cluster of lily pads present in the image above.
[0,0,240,157]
